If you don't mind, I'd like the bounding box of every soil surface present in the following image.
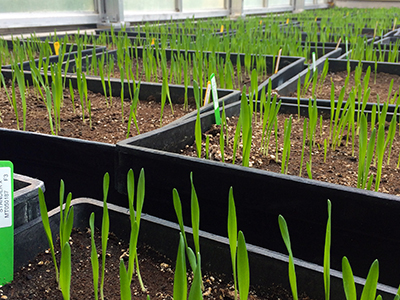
[291,70,400,104]
[0,81,195,144]
[0,229,309,300]
[181,112,400,196]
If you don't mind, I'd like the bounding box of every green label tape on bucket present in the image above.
[0,161,14,286]
[210,74,221,125]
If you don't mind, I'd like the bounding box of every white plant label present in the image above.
[0,166,12,228]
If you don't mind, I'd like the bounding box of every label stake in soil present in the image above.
[0,161,14,285]
[54,41,60,55]
[204,80,211,106]
[210,74,221,125]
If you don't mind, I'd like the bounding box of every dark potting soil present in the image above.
[0,82,195,144]
[0,229,310,300]
[290,70,400,103]
[181,112,400,196]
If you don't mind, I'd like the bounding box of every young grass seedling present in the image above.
[100,173,110,300]
[227,187,250,300]
[38,180,74,289]
[173,233,187,300]
[126,86,141,138]
[227,187,238,300]
[38,188,59,285]
[119,259,132,300]
[127,168,146,291]
[278,215,298,300]
[193,80,202,158]
[357,113,376,190]
[60,242,71,300]
[281,116,292,174]
[342,257,379,300]
[172,173,201,275]
[89,212,99,300]
[299,119,308,177]
[324,200,332,300]
[237,231,250,300]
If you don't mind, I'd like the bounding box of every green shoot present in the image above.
[60,242,71,300]
[342,257,356,300]
[126,87,141,138]
[240,88,252,167]
[13,64,27,131]
[173,233,187,300]
[299,119,308,177]
[342,257,379,300]
[297,76,301,119]
[281,116,292,174]
[237,231,250,300]
[119,259,132,300]
[126,168,146,291]
[172,189,197,272]
[227,187,238,300]
[100,173,110,300]
[324,200,332,300]
[188,253,203,300]
[89,213,99,300]
[278,215,298,300]
[38,188,59,284]
[193,80,202,158]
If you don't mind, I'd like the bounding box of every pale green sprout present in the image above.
[38,188,59,284]
[193,80,202,158]
[68,80,76,114]
[318,58,329,93]
[98,53,109,107]
[227,187,238,300]
[240,87,252,167]
[43,85,55,135]
[342,258,379,300]
[278,215,298,300]
[237,231,250,300]
[250,68,258,117]
[60,242,71,300]
[89,213,99,300]
[375,123,386,192]
[299,119,308,177]
[281,116,292,174]
[38,180,74,289]
[324,200,332,300]
[297,76,301,119]
[59,180,74,261]
[172,172,201,274]
[384,108,398,165]
[188,252,203,300]
[100,173,110,300]
[173,233,188,300]
[126,86,141,138]
[227,187,250,300]
[13,62,27,131]
[119,259,132,300]
[205,135,210,159]
[261,94,281,157]
[127,168,146,291]
[357,113,376,190]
